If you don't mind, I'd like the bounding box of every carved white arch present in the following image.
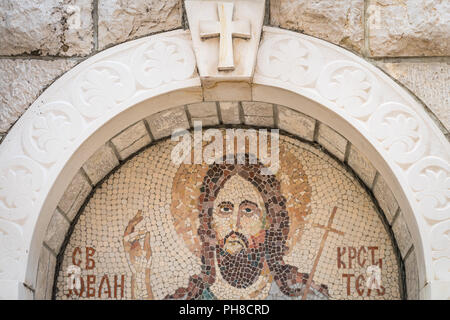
[0,28,448,299]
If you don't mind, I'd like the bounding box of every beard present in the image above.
[216,231,265,289]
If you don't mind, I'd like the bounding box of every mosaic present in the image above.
[55,131,401,300]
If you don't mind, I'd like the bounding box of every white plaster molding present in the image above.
[254,26,450,299]
[0,30,202,297]
[0,26,448,300]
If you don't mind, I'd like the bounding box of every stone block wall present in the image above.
[0,0,448,143]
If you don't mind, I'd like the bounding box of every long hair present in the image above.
[167,154,304,299]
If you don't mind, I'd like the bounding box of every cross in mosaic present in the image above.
[301,206,343,299]
[199,2,251,71]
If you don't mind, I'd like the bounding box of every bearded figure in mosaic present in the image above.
[162,154,329,300]
[61,132,401,300]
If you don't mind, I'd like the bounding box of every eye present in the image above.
[240,201,258,217]
[218,202,233,215]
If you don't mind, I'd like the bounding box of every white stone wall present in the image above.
[0,0,448,141]
[0,0,183,140]
[0,0,448,143]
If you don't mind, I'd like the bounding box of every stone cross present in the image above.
[199,2,251,71]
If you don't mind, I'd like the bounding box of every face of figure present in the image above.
[212,175,267,288]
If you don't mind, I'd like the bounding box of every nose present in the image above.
[234,210,241,230]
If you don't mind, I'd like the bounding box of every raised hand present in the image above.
[123,210,153,299]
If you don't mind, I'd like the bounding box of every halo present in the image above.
[170,130,311,257]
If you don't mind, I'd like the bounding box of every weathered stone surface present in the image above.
[242,101,274,127]
[58,170,92,221]
[0,0,93,56]
[44,209,70,254]
[219,102,241,125]
[146,106,190,140]
[277,105,315,141]
[405,249,419,300]
[35,246,56,300]
[203,82,252,101]
[347,144,377,187]
[270,0,364,52]
[0,59,77,133]
[378,62,450,131]
[368,0,450,56]
[316,123,348,162]
[392,211,413,259]
[187,102,219,127]
[373,174,398,224]
[111,121,152,160]
[98,0,182,50]
[82,144,119,185]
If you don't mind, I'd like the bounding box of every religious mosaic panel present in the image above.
[55,130,402,300]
